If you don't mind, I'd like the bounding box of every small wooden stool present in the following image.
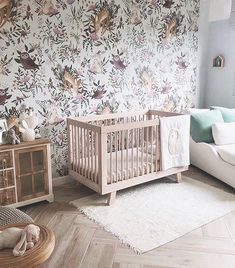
[0,223,55,268]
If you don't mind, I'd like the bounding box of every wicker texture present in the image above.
[0,223,55,268]
[0,207,33,227]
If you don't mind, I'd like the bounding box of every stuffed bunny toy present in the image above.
[19,108,39,142]
[0,224,40,257]
[0,227,22,250]
[13,224,40,256]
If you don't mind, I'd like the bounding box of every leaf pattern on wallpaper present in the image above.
[0,0,199,177]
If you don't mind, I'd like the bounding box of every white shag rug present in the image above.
[70,176,235,253]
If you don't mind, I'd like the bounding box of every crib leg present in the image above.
[176,172,182,183]
[107,191,116,206]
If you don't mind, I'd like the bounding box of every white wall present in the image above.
[209,0,232,21]
[197,0,210,108]
[204,20,235,108]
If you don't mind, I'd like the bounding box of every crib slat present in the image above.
[84,128,87,177]
[136,128,139,177]
[80,127,83,174]
[95,132,98,183]
[85,128,88,177]
[68,123,71,171]
[78,127,81,173]
[99,132,107,187]
[121,130,124,181]
[126,129,129,179]
[110,133,113,183]
[131,129,134,178]
[74,125,76,171]
[151,125,154,173]
[91,131,94,181]
[115,131,118,182]
[83,128,85,176]
[141,128,144,175]
[71,125,74,170]
[88,130,91,179]
[156,125,159,172]
[76,126,79,173]
[146,126,149,174]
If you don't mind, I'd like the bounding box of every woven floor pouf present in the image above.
[0,207,33,227]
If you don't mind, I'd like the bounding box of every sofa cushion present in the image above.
[215,144,235,166]
[210,106,235,122]
[212,122,235,145]
[190,110,224,143]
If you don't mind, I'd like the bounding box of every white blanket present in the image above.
[160,115,190,170]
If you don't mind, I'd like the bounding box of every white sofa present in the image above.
[189,108,235,188]
[190,138,235,188]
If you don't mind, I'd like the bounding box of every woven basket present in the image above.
[0,207,33,227]
[0,223,55,268]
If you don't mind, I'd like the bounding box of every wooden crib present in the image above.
[67,110,188,205]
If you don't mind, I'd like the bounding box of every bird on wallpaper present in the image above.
[15,52,39,70]
[0,88,11,105]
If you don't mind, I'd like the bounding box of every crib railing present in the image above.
[68,110,181,195]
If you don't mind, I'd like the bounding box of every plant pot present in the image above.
[22,129,35,142]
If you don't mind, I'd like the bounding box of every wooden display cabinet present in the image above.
[0,139,54,207]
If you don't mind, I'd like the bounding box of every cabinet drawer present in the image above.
[0,151,13,169]
[0,169,14,188]
[0,188,16,205]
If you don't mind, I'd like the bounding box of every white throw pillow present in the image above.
[188,108,209,114]
[212,122,235,145]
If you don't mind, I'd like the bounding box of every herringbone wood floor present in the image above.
[22,166,235,268]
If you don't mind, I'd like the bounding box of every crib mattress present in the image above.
[73,148,160,182]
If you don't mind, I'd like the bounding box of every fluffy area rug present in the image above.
[70,176,235,253]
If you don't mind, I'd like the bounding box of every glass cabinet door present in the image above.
[15,146,48,202]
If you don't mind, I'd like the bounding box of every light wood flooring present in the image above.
[22,166,235,268]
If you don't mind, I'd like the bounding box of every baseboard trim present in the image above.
[52,175,73,186]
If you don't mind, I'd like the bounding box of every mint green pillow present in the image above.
[191,110,224,143]
[210,106,235,122]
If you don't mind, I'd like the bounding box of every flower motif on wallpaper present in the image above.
[110,50,127,71]
[91,81,106,99]
[0,55,12,76]
[0,88,11,105]
[40,19,67,46]
[88,54,108,75]
[37,100,66,126]
[175,53,189,70]
[138,67,156,92]
[161,79,172,95]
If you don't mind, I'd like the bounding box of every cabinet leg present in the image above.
[176,172,182,183]
[107,191,116,206]
[47,194,54,203]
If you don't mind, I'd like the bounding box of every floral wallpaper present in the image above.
[0,0,199,178]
